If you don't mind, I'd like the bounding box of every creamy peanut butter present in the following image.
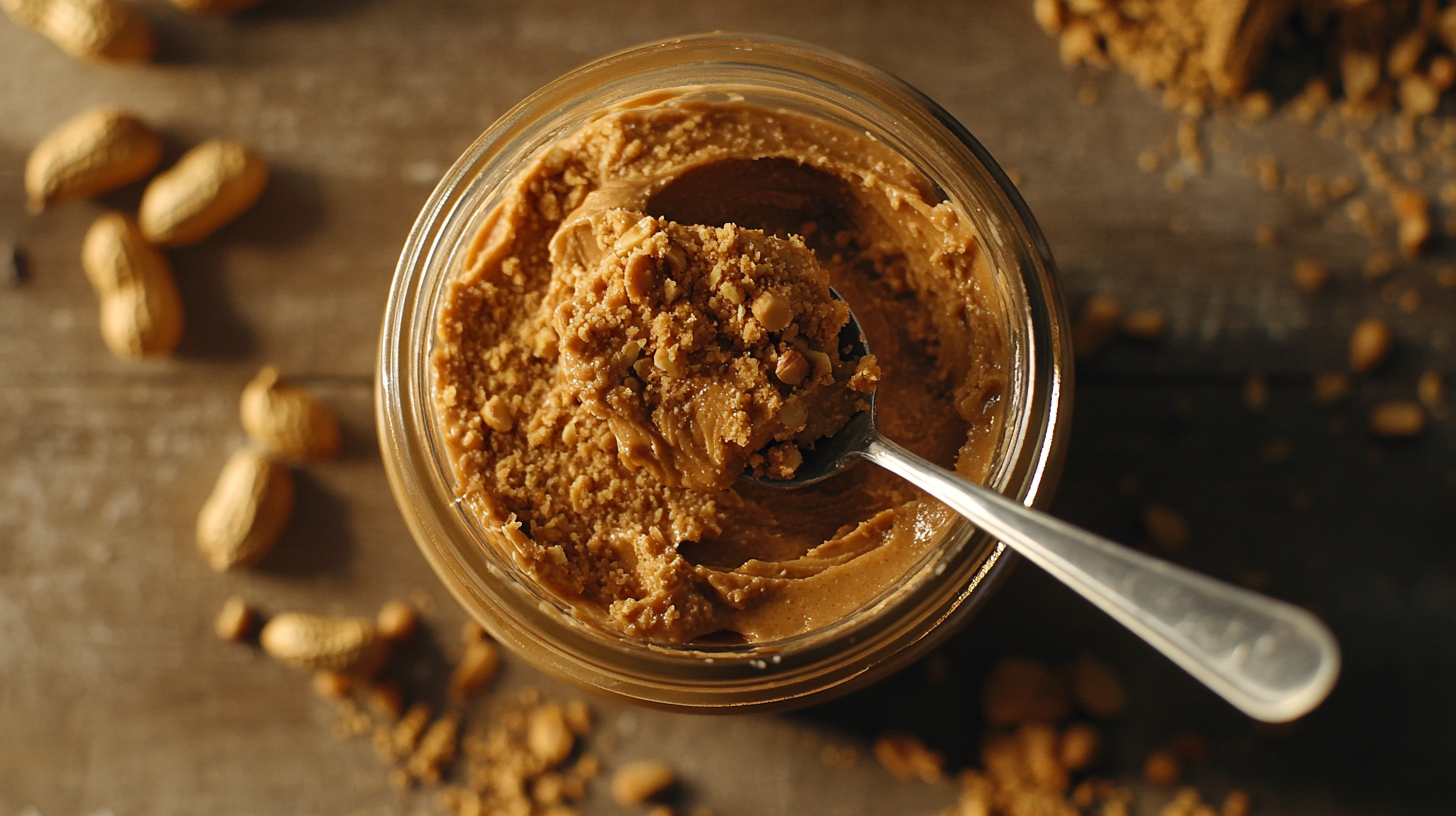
[433,96,1008,644]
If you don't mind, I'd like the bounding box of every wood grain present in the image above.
[2,1,1453,814]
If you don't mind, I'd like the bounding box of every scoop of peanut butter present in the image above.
[554,209,879,492]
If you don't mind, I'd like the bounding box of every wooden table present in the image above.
[2,1,1452,813]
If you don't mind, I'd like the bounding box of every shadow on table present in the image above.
[795,376,1456,815]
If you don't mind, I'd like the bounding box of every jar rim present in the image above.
[377,32,1072,712]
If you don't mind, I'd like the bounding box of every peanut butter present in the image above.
[432,97,1008,644]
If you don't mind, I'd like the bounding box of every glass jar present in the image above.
[377,33,1071,712]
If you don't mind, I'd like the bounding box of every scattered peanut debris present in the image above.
[1349,318,1394,373]
[1177,118,1205,174]
[450,634,501,703]
[405,711,461,785]
[1418,371,1447,418]
[1223,789,1252,816]
[1071,654,1126,720]
[1260,437,1293,464]
[1314,372,1352,405]
[1362,252,1396,282]
[1142,503,1188,552]
[364,680,403,721]
[376,601,417,642]
[1291,257,1329,293]
[983,657,1071,726]
[528,703,576,768]
[874,734,946,783]
[1242,375,1268,412]
[1060,724,1101,772]
[313,670,352,701]
[612,760,676,805]
[1073,295,1123,360]
[1391,187,1431,258]
[1370,400,1427,438]
[214,596,255,641]
[1142,750,1181,786]
[1122,309,1168,341]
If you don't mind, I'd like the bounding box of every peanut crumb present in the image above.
[214,596,255,641]
[612,760,676,805]
[1143,503,1188,551]
[874,733,946,783]
[1370,400,1426,437]
[1349,318,1394,373]
[1292,257,1330,293]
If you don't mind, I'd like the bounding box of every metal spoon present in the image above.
[746,302,1341,723]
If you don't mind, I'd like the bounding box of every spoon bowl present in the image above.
[745,295,1341,723]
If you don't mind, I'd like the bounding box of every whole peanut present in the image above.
[25,107,162,212]
[240,365,342,461]
[260,612,390,675]
[81,213,183,358]
[139,139,269,247]
[196,448,294,571]
[2,0,155,63]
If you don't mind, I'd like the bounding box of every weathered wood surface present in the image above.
[2,1,1453,814]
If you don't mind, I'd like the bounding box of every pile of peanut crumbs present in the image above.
[218,595,700,816]
[868,655,1253,816]
[1038,0,1456,388]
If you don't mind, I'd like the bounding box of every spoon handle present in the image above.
[862,433,1340,722]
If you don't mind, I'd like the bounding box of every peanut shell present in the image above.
[240,365,341,460]
[25,107,162,212]
[81,212,183,358]
[260,612,390,675]
[139,139,269,247]
[196,448,294,571]
[4,0,154,62]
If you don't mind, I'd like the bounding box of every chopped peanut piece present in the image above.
[611,760,675,805]
[1370,401,1426,437]
[1349,319,1393,373]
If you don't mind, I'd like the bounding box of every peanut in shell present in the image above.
[260,612,390,675]
[3,0,155,63]
[196,448,294,571]
[26,107,162,212]
[81,212,183,358]
[240,365,341,461]
[139,139,269,247]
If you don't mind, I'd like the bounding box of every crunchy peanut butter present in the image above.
[433,97,1007,644]
[555,210,878,491]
